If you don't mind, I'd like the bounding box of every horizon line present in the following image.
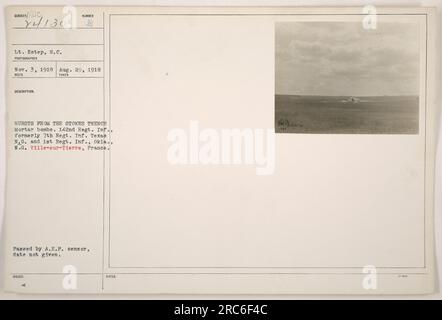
[275,94,420,97]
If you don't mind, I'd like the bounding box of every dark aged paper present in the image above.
[4,6,438,294]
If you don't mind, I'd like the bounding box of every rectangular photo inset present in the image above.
[275,22,420,134]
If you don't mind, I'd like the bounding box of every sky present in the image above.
[275,22,420,96]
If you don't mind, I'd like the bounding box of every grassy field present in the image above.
[275,95,419,134]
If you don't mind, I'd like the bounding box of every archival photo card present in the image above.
[3,6,436,295]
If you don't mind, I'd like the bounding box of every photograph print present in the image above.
[275,22,420,134]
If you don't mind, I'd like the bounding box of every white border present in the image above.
[0,0,440,299]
